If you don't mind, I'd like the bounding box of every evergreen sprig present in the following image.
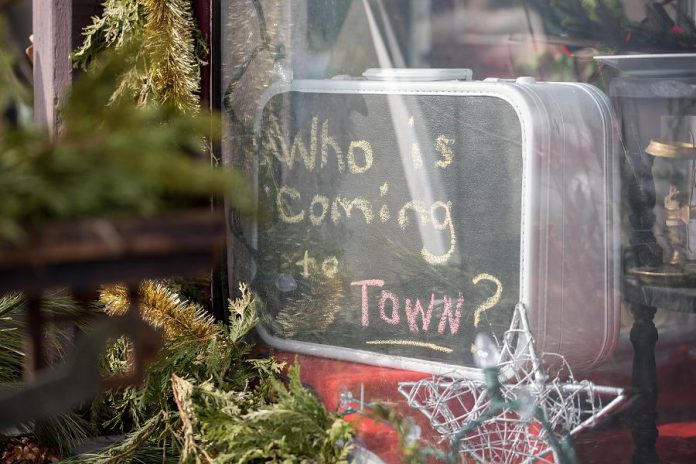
[72,0,144,70]
[0,46,252,243]
[226,283,258,344]
[0,293,22,384]
[172,365,355,463]
[71,411,174,463]
[0,16,30,132]
[0,293,87,384]
[73,0,203,113]
[0,294,91,457]
[90,284,264,436]
[71,283,355,463]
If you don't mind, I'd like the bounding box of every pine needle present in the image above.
[0,294,92,455]
[172,364,355,463]
[63,411,170,463]
[32,412,91,458]
[0,293,83,384]
[0,292,23,318]
[0,44,253,244]
[71,0,145,70]
[1,282,355,462]
[273,275,345,338]
[85,283,276,460]
[0,293,23,384]
[227,283,258,343]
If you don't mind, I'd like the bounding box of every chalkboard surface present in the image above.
[253,90,523,369]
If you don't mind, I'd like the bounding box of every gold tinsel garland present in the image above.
[100,281,216,340]
[142,0,200,113]
[74,0,202,113]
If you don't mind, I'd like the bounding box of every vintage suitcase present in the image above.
[229,69,621,377]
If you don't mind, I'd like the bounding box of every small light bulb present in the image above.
[473,333,501,369]
[405,423,421,444]
[275,273,297,292]
[512,386,536,420]
[273,60,293,83]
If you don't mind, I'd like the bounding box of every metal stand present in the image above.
[624,277,696,463]
[630,304,659,464]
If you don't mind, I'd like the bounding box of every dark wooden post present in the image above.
[23,294,44,379]
[32,0,71,131]
[32,0,101,131]
[192,0,214,108]
[193,0,232,322]
[28,0,103,379]
[630,304,659,464]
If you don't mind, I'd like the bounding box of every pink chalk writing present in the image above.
[351,281,470,336]
[438,293,464,335]
[405,295,435,333]
[351,279,385,326]
[379,291,400,325]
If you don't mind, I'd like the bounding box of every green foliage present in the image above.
[91,284,264,438]
[32,413,91,458]
[0,293,86,384]
[0,293,23,384]
[226,283,259,345]
[0,46,251,243]
[531,0,696,53]
[70,285,260,462]
[73,0,204,113]
[72,0,144,70]
[0,294,91,456]
[173,364,354,463]
[0,16,30,131]
[70,284,352,463]
[68,412,175,463]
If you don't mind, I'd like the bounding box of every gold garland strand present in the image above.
[100,281,216,340]
[73,0,201,113]
[141,0,200,113]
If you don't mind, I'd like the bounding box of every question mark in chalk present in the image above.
[472,273,503,328]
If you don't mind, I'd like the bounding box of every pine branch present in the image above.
[172,364,355,463]
[272,274,344,338]
[88,283,266,445]
[0,293,23,384]
[0,292,22,317]
[32,413,91,458]
[0,44,252,244]
[226,283,258,344]
[0,293,84,383]
[73,0,203,113]
[63,411,170,463]
[71,0,144,70]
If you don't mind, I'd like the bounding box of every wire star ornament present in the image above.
[398,304,626,464]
